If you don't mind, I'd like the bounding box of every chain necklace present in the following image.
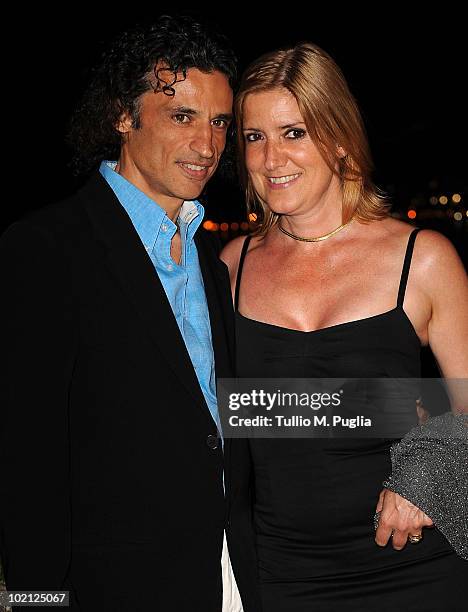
[278,217,353,242]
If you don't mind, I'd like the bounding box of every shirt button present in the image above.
[206,434,219,450]
[161,223,168,232]
[167,264,173,271]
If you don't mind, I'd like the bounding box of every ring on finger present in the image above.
[408,533,423,544]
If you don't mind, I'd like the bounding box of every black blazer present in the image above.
[0,173,260,611]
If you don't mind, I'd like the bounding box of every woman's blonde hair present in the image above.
[235,43,389,234]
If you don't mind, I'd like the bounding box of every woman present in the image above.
[221,43,467,611]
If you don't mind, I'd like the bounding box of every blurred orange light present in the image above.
[248,213,257,222]
[240,222,249,231]
[453,212,463,221]
[407,210,417,219]
[230,222,239,231]
[203,220,214,230]
[439,196,448,205]
[212,223,219,232]
[452,194,462,204]
[220,222,229,232]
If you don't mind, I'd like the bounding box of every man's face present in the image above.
[117,68,233,212]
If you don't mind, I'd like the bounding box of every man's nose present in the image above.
[190,125,215,159]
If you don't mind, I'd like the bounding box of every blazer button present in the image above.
[206,434,219,450]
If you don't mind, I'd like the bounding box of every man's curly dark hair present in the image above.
[67,15,237,175]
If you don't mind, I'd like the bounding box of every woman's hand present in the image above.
[416,397,430,424]
[375,489,433,550]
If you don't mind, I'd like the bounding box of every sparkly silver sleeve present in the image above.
[382,412,468,560]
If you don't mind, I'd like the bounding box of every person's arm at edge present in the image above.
[376,230,468,555]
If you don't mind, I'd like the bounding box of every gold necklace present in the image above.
[278,217,353,242]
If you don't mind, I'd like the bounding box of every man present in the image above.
[0,15,259,611]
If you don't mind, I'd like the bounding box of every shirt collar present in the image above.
[99,161,204,252]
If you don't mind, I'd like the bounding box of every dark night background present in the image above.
[7,9,466,242]
[4,8,467,377]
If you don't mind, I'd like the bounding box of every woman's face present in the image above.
[242,88,342,217]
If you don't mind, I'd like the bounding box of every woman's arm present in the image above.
[423,230,468,380]
[375,230,468,557]
[423,231,468,412]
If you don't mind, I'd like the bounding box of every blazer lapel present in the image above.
[80,173,211,420]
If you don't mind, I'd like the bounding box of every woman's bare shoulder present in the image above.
[412,229,466,285]
[355,218,465,288]
[379,218,466,288]
[370,217,459,260]
[220,235,247,268]
[220,234,263,275]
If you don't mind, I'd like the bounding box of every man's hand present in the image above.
[375,488,433,550]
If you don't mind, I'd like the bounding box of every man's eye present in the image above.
[285,128,306,139]
[173,114,190,124]
[245,133,262,142]
[212,118,228,128]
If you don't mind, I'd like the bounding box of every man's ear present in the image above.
[116,110,133,134]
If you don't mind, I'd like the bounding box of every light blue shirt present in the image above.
[100,161,221,433]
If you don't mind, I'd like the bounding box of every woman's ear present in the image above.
[337,145,347,159]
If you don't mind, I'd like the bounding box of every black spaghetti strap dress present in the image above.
[234,229,466,612]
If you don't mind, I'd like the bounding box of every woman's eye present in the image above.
[174,114,190,124]
[245,133,262,142]
[285,128,306,139]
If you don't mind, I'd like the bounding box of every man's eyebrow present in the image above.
[215,113,233,122]
[169,105,198,115]
[167,106,233,121]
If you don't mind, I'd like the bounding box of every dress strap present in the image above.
[234,235,252,312]
[397,228,421,307]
